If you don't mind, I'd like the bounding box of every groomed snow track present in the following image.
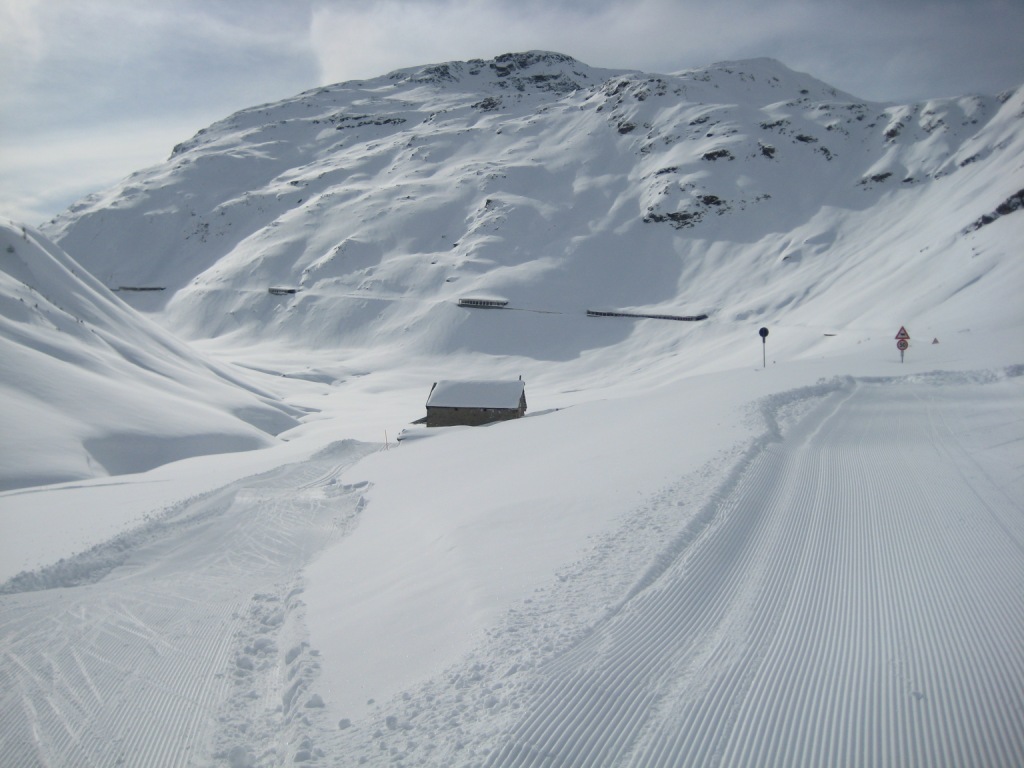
[1,375,1022,767]
[322,374,1024,766]
[482,377,1024,767]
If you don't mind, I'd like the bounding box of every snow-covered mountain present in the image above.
[2,53,1024,767]
[5,47,1023,527]
[41,52,1024,366]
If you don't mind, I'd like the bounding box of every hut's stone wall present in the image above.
[425,396,526,428]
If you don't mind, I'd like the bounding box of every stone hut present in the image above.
[424,380,527,427]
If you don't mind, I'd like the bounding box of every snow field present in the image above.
[308,375,1024,767]
[1,362,1021,766]
[0,441,376,767]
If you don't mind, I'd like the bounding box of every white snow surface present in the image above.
[2,52,1023,766]
[425,379,525,409]
[0,221,302,491]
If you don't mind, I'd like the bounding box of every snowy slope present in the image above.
[3,360,1021,767]
[2,52,1024,767]
[41,53,1024,375]
[0,220,302,490]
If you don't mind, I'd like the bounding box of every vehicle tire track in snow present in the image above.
[0,440,376,768]
[484,379,1024,768]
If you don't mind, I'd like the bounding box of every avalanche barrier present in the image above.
[587,309,709,321]
[458,298,509,309]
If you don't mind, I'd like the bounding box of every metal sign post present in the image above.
[895,326,910,363]
[759,327,769,368]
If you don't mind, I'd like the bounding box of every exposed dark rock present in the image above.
[859,172,893,185]
[702,149,734,161]
[602,79,631,98]
[643,210,701,228]
[491,51,578,72]
[418,63,459,83]
[995,191,1024,216]
[964,189,1024,232]
[486,52,585,94]
[472,97,502,112]
[885,123,904,140]
[323,114,407,130]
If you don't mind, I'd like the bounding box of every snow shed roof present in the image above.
[426,380,525,409]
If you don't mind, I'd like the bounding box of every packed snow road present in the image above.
[331,374,1024,767]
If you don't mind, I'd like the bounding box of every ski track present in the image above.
[2,378,1022,767]
[0,440,376,768]
[483,380,1024,768]
[329,377,1024,767]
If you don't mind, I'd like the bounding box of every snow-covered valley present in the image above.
[1,52,1022,766]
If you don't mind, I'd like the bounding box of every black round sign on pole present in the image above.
[759,327,769,368]
[759,327,769,339]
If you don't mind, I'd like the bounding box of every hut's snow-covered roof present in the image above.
[426,380,525,409]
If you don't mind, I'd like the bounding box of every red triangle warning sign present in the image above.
[895,326,910,340]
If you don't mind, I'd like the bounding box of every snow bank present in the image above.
[0,220,302,490]
[302,367,845,717]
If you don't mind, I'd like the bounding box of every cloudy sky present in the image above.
[2,0,1022,225]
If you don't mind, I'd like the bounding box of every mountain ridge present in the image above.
[42,53,1019,317]
[24,50,1024,396]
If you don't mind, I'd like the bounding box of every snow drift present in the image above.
[0,220,301,490]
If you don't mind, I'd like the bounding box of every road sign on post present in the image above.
[759,327,769,368]
[895,326,910,363]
